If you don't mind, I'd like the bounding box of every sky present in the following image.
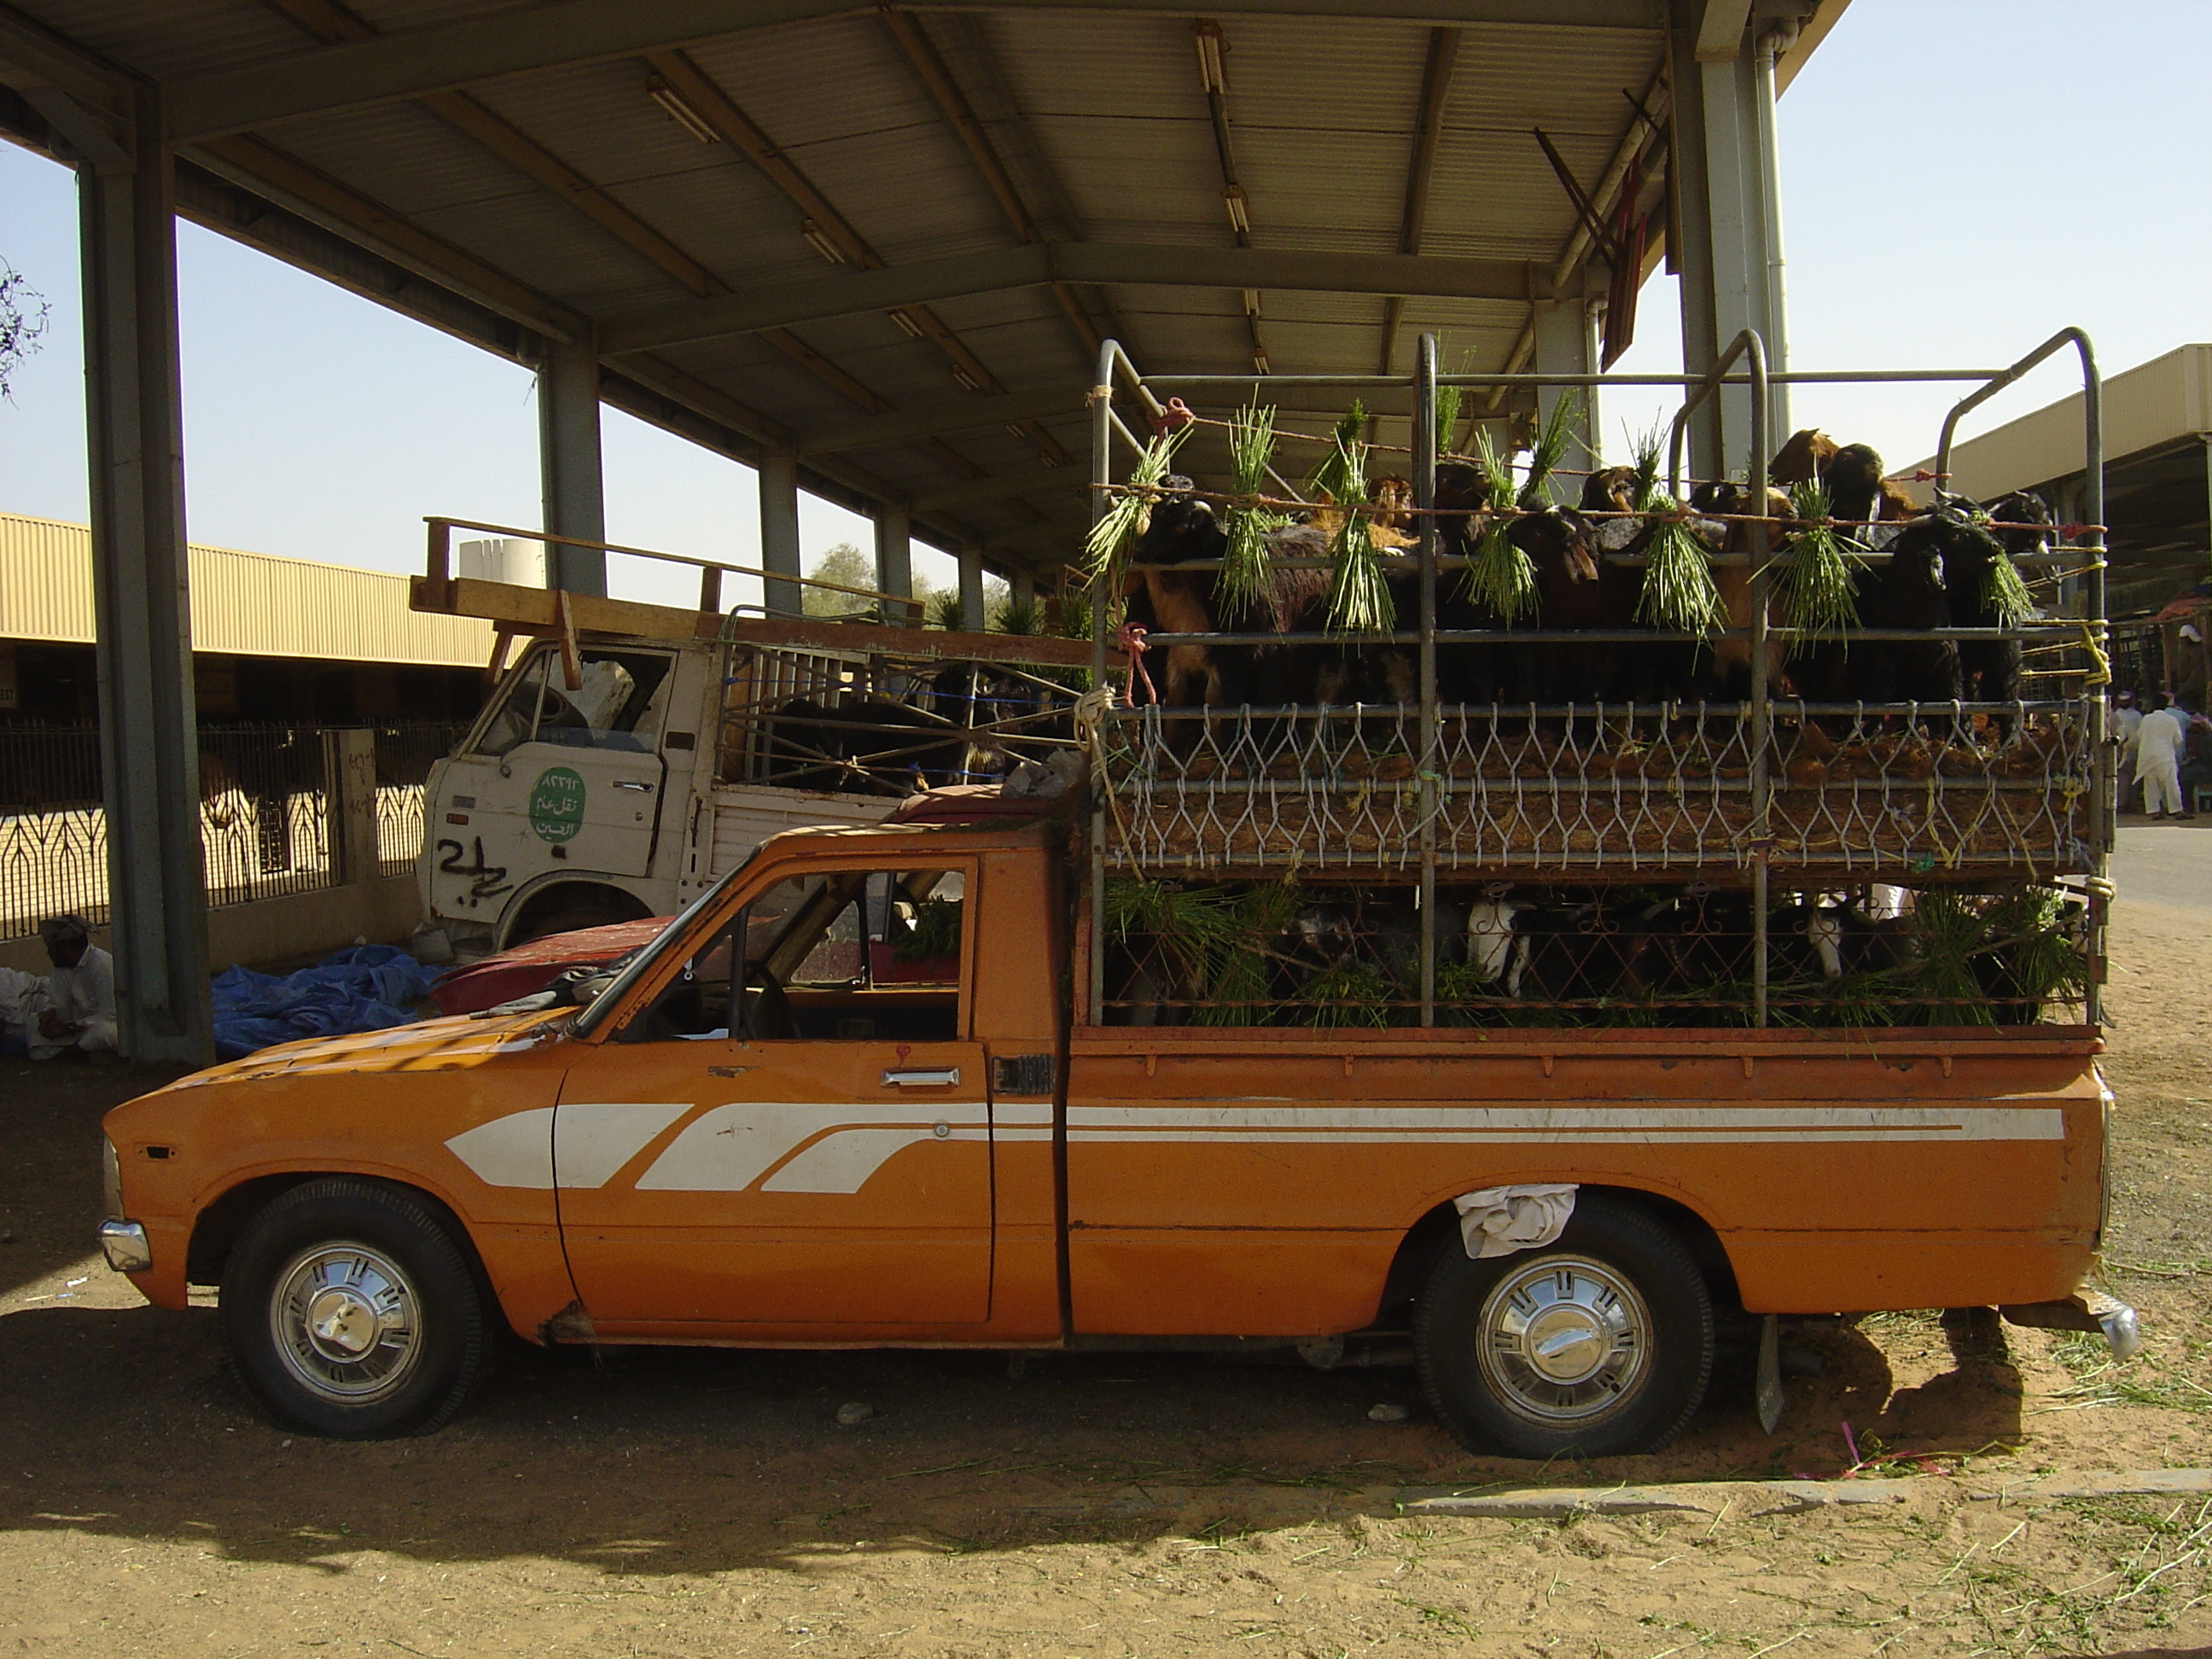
[1,0,2206,594]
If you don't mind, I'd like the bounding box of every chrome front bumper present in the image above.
[98,1220,152,1274]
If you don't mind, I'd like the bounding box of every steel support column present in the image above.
[758,450,802,618]
[80,86,212,1063]
[536,337,606,594]
[957,546,987,632]
[1673,7,1790,477]
[875,504,914,625]
[1531,296,1603,473]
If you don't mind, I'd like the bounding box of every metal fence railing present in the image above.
[0,721,466,942]
[374,722,469,876]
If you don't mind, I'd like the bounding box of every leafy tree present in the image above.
[0,261,49,402]
[800,542,876,618]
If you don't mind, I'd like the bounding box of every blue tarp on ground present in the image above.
[211,945,440,1060]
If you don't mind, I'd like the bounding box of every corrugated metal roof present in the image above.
[5,0,1831,567]
[0,514,494,667]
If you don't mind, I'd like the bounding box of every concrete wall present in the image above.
[0,729,424,977]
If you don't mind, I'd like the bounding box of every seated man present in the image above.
[29,916,116,1061]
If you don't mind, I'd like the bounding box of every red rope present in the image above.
[1114,621,1156,706]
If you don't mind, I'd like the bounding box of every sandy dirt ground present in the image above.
[4,829,2212,1657]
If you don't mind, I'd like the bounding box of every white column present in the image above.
[1531,297,1603,475]
[81,84,212,1062]
[958,547,987,632]
[759,450,802,618]
[874,505,914,626]
[1674,13,1791,480]
[537,338,606,595]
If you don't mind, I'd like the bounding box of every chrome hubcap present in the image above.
[271,1243,421,1403]
[1476,1254,1650,1424]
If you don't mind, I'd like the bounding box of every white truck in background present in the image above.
[410,550,1087,952]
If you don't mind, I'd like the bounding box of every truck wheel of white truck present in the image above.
[1414,1193,1714,1459]
[219,1179,495,1439]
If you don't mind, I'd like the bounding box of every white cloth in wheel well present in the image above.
[1453,1184,1578,1259]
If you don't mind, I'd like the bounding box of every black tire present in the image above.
[1414,1193,1714,1460]
[219,1179,494,1439]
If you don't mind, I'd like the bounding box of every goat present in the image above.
[1772,429,1919,532]
[1947,491,2045,730]
[1580,467,1695,714]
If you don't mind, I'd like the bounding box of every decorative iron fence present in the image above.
[0,721,465,942]
[374,722,469,877]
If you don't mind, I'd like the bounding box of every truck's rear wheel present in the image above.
[1415,1194,1713,1459]
[219,1179,493,1438]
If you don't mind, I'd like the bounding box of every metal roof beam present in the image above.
[912,464,1085,512]
[1378,23,1460,372]
[166,0,1664,141]
[796,384,1080,457]
[602,242,1533,354]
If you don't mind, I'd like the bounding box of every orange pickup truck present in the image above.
[98,813,2125,1454]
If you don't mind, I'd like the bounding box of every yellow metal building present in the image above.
[0,512,492,722]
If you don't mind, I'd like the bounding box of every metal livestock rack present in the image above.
[1081,329,2110,1029]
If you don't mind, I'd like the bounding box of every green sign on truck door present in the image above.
[528,766,585,842]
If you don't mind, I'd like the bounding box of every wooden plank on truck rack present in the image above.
[410,574,1115,667]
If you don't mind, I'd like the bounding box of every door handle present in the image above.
[882,1068,959,1087]
[614,780,655,792]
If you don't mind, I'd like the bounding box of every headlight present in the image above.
[102,1137,123,1221]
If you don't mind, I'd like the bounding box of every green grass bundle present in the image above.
[1307,402,1367,504]
[1220,402,1284,615]
[1628,428,1726,636]
[1774,481,1863,649]
[1047,585,1094,640]
[1432,381,1464,461]
[1103,876,1239,1010]
[1195,880,1301,1027]
[1966,508,2038,626]
[1297,960,1397,1028]
[1982,884,2087,1013]
[1457,425,1539,623]
[1083,427,1189,589]
[1517,392,1583,508]
[1311,404,1393,633]
[925,589,969,630]
[1902,888,1996,1027]
[993,594,1041,636]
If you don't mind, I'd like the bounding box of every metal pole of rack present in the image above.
[1089,340,1118,1027]
[1930,327,2106,1027]
[1744,338,1773,1030]
[1414,334,1441,1028]
[1664,329,1773,1025]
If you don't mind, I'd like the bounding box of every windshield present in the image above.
[467,644,674,758]
[568,866,741,1039]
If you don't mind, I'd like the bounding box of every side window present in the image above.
[469,647,675,757]
[620,920,738,1043]
[739,869,966,1041]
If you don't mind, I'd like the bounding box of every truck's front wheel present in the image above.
[219,1179,493,1438]
[1415,1194,1714,1459]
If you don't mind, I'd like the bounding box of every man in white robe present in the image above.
[2135,698,2191,820]
[29,916,117,1060]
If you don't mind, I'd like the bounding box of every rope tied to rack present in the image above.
[1114,621,1156,706]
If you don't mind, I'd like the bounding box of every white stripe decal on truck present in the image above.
[1065,1103,2064,1141]
[447,1100,2062,1193]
